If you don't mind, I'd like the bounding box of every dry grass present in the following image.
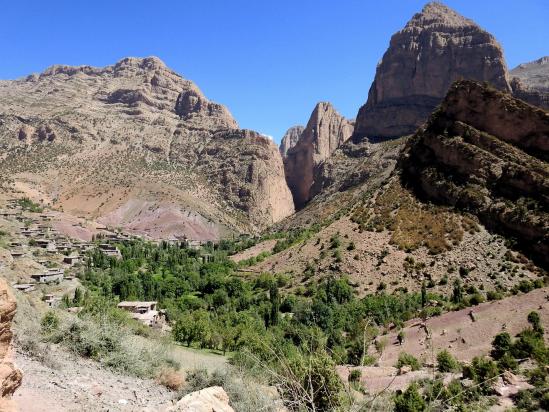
[352,179,469,254]
[156,367,185,391]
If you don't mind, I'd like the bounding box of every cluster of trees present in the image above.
[78,238,547,411]
[81,239,438,366]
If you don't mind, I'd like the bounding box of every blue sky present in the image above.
[1,1,547,143]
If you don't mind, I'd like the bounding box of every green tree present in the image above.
[269,282,280,326]
[73,287,83,306]
[452,279,463,304]
[421,281,427,308]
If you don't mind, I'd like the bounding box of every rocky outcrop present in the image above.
[168,386,234,412]
[0,56,293,236]
[196,129,295,227]
[354,2,511,140]
[511,56,549,92]
[279,126,304,158]
[175,89,237,130]
[284,102,354,208]
[0,280,22,412]
[401,80,549,266]
[510,57,549,109]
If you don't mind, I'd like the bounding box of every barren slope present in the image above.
[0,57,294,240]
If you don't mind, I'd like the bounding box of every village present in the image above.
[0,197,212,330]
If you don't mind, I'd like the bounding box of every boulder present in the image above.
[168,386,234,412]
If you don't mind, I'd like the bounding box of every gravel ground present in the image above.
[14,347,176,412]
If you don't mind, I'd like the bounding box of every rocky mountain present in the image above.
[510,56,549,109]
[279,125,304,158]
[511,56,549,92]
[0,57,294,238]
[353,2,511,140]
[284,102,354,208]
[401,80,548,266]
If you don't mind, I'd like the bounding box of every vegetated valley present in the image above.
[0,2,548,412]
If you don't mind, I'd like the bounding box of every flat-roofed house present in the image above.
[117,301,160,327]
[98,243,122,259]
[63,255,82,265]
[13,283,35,293]
[31,268,64,284]
[43,294,60,307]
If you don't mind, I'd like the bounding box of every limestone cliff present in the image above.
[284,102,354,208]
[354,2,511,140]
[279,126,304,158]
[401,80,549,266]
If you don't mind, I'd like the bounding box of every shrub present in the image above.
[463,357,498,393]
[396,352,421,371]
[512,329,548,363]
[491,332,513,360]
[486,290,503,301]
[156,367,184,390]
[468,293,485,306]
[394,382,426,412]
[349,369,361,383]
[40,311,60,333]
[436,350,460,372]
[497,352,518,372]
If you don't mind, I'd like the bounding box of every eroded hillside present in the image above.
[0,57,294,240]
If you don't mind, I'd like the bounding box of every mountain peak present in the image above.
[407,1,475,28]
[113,56,168,71]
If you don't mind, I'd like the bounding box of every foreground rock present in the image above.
[0,280,22,412]
[168,386,234,412]
[353,2,510,140]
[401,80,549,266]
[284,102,354,208]
[0,57,294,237]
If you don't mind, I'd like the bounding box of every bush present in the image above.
[463,357,498,393]
[40,311,60,333]
[491,332,512,360]
[394,382,426,412]
[436,350,460,372]
[396,352,421,371]
[497,352,518,372]
[155,367,184,390]
[349,369,361,383]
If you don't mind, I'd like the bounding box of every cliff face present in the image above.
[354,2,511,140]
[0,280,22,412]
[510,57,549,109]
[279,126,304,158]
[0,57,294,236]
[284,102,354,208]
[401,80,549,266]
